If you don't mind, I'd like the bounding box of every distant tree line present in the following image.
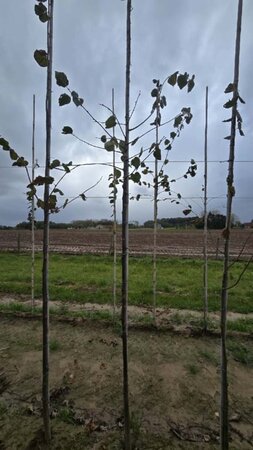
[0,212,246,230]
[144,212,243,229]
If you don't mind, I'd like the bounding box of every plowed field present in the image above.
[0,228,253,258]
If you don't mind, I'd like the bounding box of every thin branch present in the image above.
[72,133,107,151]
[67,87,113,140]
[129,110,154,132]
[129,90,141,120]
[227,256,253,290]
[99,103,125,138]
[58,176,103,209]
[228,230,253,267]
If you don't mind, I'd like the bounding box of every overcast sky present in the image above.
[0,0,252,226]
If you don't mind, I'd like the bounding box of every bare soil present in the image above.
[0,315,252,449]
[1,228,253,258]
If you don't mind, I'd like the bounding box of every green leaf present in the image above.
[131,157,140,170]
[187,75,195,92]
[164,139,170,146]
[55,71,69,88]
[136,194,141,201]
[33,175,54,186]
[236,110,243,123]
[37,198,45,209]
[222,118,232,123]
[9,149,18,161]
[48,195,58,212]
[239,129,245,136]
[80,193,86,201]
[59,94,71,107]
[224,136,231,140]
[153,146,161,160]
[34,2,49,22]
[161,95,167,108]
[63,199,68,209]
[105,115,116,129]
[177,72,189,90]
[101,135,107,143]
[119,140,125,152]
[0,137,10,150]
[62,126,73,134]
[183,209,191,216]
[238,95,245,104]
[223,98,236,109]
[167,71,178,86]
[62,163,71,173]
[105,138,118,152]
[131,137,139,146]
[53,188,64,196]
[174,115,182,128]
[224,83,235,94]
[50,159,61,169]
[131,172,141,183]
[151,88,158,97]
[114,168,121,179]
[170,132,176,140]
[71,91,84,107]
[34,49,48,67]
[12,157,28,167]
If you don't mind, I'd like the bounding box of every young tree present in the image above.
[121,1,131,446]
[220,1,244,448]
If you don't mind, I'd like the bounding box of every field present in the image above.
[0,317,253,449]
[0,230,253,448]
[1,228,253,258]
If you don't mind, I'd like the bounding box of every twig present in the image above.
[129,90,141,120]
[227,256,253,290]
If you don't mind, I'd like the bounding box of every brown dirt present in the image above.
[0,316,252,449]
[1,228,253,258]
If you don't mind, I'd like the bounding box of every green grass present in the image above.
[227,339,253,366]
[0,252,253,313]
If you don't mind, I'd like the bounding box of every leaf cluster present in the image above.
[223,82,245,138]
[34,1,49,23]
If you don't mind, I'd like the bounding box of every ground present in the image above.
[1,228,253,258]
[0,314,252,449]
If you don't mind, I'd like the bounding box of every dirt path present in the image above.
[0,317,252,449]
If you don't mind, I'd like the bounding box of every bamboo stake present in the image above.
[31,94,36,311]
[203,86,208,332]
[112,88,117,318]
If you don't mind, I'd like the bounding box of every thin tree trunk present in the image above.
[203,86,208,332]
[220,1,243,448]
[31,94,36,311]
[122,0,131,448]
[42,0,54,443]
[112,88,117,318]
[153,89,160,322]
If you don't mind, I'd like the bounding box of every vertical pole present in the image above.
[112,88,117,318]
[122,1,132,448]
[42,0,54,443]
[31,94,36,310]
[203,86,208,332]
